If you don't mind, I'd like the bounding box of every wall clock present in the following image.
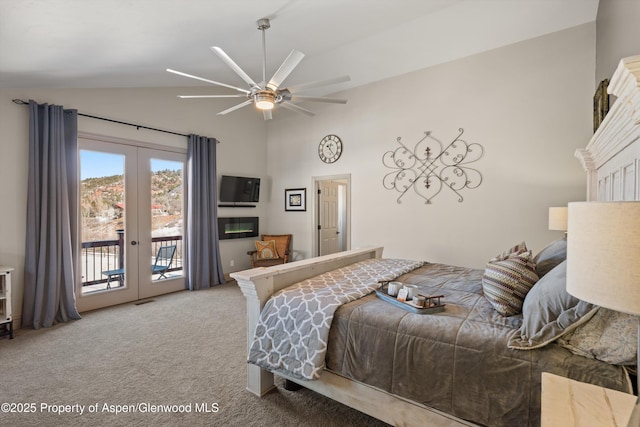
[318,134,343,163]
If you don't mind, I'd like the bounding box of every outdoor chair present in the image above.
[102,244,177,288]
[102,266,125,289]
[152,245,177,279]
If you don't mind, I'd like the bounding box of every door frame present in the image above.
[312,174,351,257]
[76,133,186,312]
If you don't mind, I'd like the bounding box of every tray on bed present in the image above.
[375,284,445,314]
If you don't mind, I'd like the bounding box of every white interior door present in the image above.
[319,181,340,256]
[315,175,350,257]
[76,138,185,312]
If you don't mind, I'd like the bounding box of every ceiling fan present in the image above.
[167,18,350,120]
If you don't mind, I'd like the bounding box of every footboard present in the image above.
[232,245,475,426]
[231,245,384,396]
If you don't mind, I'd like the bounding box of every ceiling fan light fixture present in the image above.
[169,18,349,120]
[255,91,276,110]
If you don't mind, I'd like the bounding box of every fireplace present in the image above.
[218,217,259,240]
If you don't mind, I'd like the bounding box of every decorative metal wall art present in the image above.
[382,128,484,204]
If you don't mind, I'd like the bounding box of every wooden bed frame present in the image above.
[232,246,474,427]
[232,55,640,427]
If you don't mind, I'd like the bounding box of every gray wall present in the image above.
[265,24,595,269]
[0,18,610,320]
[596,0,640,83]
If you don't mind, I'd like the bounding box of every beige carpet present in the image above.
[0,283,388,426]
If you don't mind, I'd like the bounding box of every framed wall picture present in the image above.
[285,188,306,211]
[593,79,610,133]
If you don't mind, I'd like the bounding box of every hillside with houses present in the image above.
[80,169,183,242]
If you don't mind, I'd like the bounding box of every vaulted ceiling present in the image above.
[0,0,599,94]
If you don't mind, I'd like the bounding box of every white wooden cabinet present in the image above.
[0,266,14,339]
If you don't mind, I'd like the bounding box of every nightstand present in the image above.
[541,372,637,426]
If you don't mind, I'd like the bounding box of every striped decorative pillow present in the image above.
[495,241,528,261]
[482,247,539,317]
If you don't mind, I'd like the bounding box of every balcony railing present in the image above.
[81,230,183,287]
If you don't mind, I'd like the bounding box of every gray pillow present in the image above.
[507,260,597,350]
[533,237,567,278]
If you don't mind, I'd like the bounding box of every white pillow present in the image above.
[559,308,637,365]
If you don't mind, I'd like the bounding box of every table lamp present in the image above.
[566,201,640,426]
[548,207,568,232]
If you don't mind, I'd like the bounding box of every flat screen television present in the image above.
[219,175,260,203]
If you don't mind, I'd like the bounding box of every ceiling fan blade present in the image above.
[211,46,260,89]
[167,68,250,94]
[290,95,347,104]
[280,101,315,117]
[266,50,305,91]
[286,75,351,93]
[217,100,253,115]
[263,110,273,121]
[178,94,246,99]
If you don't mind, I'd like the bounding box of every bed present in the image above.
[232,55,640,426]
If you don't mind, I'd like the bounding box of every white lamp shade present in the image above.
[548,207,568,231]
[566,201,640,315]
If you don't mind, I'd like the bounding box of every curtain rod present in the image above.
[12,98,197,139]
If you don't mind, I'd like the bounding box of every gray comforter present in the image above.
[325,263,631,427]
[248,258,424,380]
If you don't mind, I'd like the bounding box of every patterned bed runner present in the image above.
[248,258,424,380]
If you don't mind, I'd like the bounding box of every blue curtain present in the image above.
[22,100,81,328]
[185,134,225,290]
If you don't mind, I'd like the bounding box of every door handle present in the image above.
[131,241,138,246]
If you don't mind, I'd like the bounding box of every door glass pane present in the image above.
[80,150,126,294]
[150,159,184,282]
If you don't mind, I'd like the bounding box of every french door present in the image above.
[76,136,186,312]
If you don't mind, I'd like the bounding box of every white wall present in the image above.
[0,87,268,320]
[265,24,595,269]
[596,0,640,83]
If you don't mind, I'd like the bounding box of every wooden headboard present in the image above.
[575,55,640,202]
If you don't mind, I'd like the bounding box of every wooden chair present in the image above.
[248,234,292,268]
